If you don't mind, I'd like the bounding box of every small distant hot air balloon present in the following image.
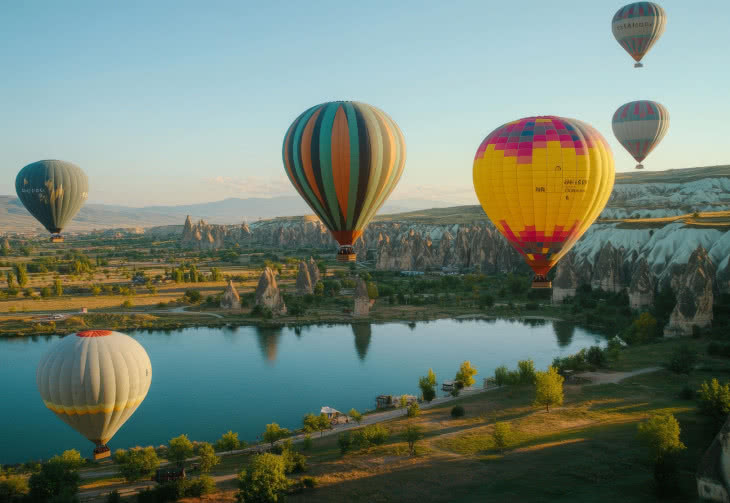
[612,100,669,169]
[15,160,89,242]
[37,330,152,459]
[283,101,406,262]
[473,116,615,288]
[612,2,666,68]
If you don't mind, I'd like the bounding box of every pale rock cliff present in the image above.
[255,267,287,316]
[665,247,715,336]
[296,261,313,295]
[220,280,241,309]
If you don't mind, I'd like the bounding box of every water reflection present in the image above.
[254,326,283,363]
[523,318,548,327]
[352,323,372,361]
[552,320,575,347]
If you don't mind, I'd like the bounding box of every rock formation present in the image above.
[296,261,313,295]
[590,242,625,292]
[1,237,10,254]
[255,267,287,316]
[307,257,321,285]
[629,258,654,308]
[552,252,578,303]
[354,278,371,317]
[220,280,241,309]
[665,247,715,336]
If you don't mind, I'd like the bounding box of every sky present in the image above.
[1,0,728,206]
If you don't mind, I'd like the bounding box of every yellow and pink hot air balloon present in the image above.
[473,116,615,288]
[612,100,670,169]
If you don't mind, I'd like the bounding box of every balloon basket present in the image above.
[50,235,64,243]
[93,445,111,460]
[531,275,552,289]
[336,246,357,263]
[635,164,644,170]
[634,62,643,68]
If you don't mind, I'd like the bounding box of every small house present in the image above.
[441,380,456,392]
[320,406,340,419]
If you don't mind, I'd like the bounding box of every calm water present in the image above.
[0,318,603,464]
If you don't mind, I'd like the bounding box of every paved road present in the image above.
[574,366,662,385]
[0,307,224,319]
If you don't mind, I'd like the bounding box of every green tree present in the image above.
[517,359,536,384]
[698,378,730,423]
[174,269,184,283]
[5,271,15,289]
[403,424,424,455]
[637,413,686,461]
[28,459,80,502]
[314,281,324,296]
[628,312,658,344]
[237,453,288,503]
[215,430,242,452]
[168,434,194,466]
[407,402,420,418]
[263,423,290,447]
[40,286,52,298]
[492,422,512,453]
[14,264,28,288]
[302,413,319,433]
[54,278,63,297]
[455,361,478,388]
[197,442,220,473]
[316,414,331,437]
[349,408,362,425]
[366,281,379,299]
[114,447,160,482]
[418,368,437,402]
[494,365,509,387]
[534,366,564,412]
[189,264,199,283]
[50,449,84,470]
[399,395,408,408]
[210,267,224,281]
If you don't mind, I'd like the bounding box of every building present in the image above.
[320,406,340,419]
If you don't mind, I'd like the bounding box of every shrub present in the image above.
[407,402,420,418]
[517,359,536,384]
[666,345,697,374]
[586,346,608,367]
[698,378,730,423]
[186,475,216,497]
[350,424,389,450]
[183,289,202,303]
[121,299,133,309]
[637,413,686,461]
[301,476,317,488]
[451,405,465,418]
[282,449,307,474]
[237,453,288,503]
[338,432,352,455]
[492,422,512,453]
[494,365,509,387]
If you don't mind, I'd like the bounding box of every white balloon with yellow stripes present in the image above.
[36,330,151,458]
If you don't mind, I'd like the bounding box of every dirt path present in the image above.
[573,366,662,385]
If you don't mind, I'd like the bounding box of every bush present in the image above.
[586,345,608,367]
[186,475,216,496]
[494,365,509,387]
[698,379,730,423]
[282,449,307,474]
[666,345,697,374]
[492,422,512,453]
[407,402,420,418]
[121,299,133,309]
[451,405,465,418]
[301,476,317,488]
[237,453,288,503]
[183,289,202,303]
[517,359,535,384]
[350,424,389,450]
[338,432,352,455]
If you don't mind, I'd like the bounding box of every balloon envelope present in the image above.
[612,100,669,169]
[612,2,666,67]
[36,330,151,450]
[473,116,615,285]
[15,160,89,236]
[282,101,406,261]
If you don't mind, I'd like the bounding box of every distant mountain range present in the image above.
[0,195,456,234]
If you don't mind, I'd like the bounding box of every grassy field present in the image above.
[67,336,726,502]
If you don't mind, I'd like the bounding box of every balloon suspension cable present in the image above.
[634,62,643,68]
[50,234,64,243]
[336,245,357,262]
[635,164,644,170]
[531,274,552,289]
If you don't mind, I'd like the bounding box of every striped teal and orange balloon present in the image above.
[282,101,406,261]
[611,2,666,68]
[612,100,669,169]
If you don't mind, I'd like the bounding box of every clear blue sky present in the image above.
[1,0,727,206]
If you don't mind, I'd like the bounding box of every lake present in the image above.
[0,318,604,464]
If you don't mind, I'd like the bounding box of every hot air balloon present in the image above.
[473,116,615,288]
[612,100,669,169]
[15,160,89,242]
[37,330,151,459]
[612,2,666,68]
[283,101,406,261]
